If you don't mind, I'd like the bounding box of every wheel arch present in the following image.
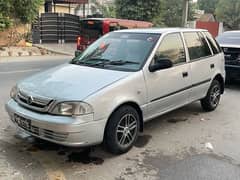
[104,101,144,137]
[213,74,225,94]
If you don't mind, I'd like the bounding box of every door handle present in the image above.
[182,72,188,78]
[210,64,215,69]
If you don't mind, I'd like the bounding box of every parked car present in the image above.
[6,28,225,154]
[75,18,153,57]
[216,31,240,82]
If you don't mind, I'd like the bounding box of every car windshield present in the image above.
[72,32,160,71]
[216,32,240,45]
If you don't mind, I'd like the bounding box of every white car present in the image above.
[6,28,225,154]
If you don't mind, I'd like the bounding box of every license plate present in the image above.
[14,114,31,130]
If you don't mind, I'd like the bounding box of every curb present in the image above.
[33,44,73,56]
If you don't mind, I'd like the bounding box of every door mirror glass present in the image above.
[149,56,173,72]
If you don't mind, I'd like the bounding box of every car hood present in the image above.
[18,64,131,100]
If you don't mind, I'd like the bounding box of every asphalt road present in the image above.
[1,56,240,180]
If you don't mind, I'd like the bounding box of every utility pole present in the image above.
[182,0,189,27]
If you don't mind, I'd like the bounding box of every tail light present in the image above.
[77,36,82,50]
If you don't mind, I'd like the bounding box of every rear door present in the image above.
[183,31,214,101]
[144,33,191,120]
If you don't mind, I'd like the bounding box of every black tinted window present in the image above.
[80,20,103,38]
[156,33,186,65]
[204,32,221,54]
[184,32,211,60]
[198,32,212,56]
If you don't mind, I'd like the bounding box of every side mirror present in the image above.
[149,56,173,72]
[75,50,82,57]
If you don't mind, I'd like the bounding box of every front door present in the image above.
[143,33,191,120]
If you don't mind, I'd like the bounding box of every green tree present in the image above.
[161,0,195,27]
[0,0,43,31]
[92,0,116,18]
[115,0,162,22]
[215,0,240,30]
[12,0,43,24]
[0,0,11,31]
[198,0,219,14]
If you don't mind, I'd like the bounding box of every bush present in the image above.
[0,14,11,31]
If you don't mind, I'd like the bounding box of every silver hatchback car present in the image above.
[6,28,225,154]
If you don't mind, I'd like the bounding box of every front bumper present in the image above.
[5,99,106,147]
[225,65,240,79]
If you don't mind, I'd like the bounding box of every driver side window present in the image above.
[154,33,186,65]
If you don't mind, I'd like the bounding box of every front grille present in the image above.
[14,114,68,142]
[17,91,53,112]
[222,47,240,64]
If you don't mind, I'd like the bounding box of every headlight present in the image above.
[50,102,93,116]
[10,85,18,100]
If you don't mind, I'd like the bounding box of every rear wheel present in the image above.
[201,80,221,111]
[104,105,140,154]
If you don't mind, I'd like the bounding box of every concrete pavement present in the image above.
[1,56,240,180]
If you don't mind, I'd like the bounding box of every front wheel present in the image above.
[104,105,140,154]
[201,80,221,111]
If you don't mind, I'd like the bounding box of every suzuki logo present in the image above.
[27,96,34,105]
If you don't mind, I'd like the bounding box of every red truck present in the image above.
[75,18,153,56]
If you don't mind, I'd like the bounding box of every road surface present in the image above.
[1,56,240,180]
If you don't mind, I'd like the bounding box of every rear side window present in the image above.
[80,20,103,38]
[184,32,211,60]
[155,33,186,65]
[204,32,221,54]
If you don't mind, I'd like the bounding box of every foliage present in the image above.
[215,0,240,30]
[157,0,195,27]
[0,14,11,31]
[102,5,116,18]
[0,0,11,31]
[115,0,162,22]
[12,0,43,24]
[198,0,219,14]
[91,0,116,18]
[114,0,195,27]
[0,0,43,30]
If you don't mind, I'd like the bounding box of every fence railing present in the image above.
[32,13,80,44]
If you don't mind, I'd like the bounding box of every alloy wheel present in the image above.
[116,114,138,148]
[210,85,221,107]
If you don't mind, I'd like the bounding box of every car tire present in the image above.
[104,105,140,154]
[201,80,221,112]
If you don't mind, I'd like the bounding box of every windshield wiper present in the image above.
[108,60,140,65]
[71,58,140,67]
[71,58,110,66]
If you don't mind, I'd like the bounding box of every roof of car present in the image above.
[223,31,240,33]
[115,28,208,34]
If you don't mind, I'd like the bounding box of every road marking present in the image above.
[0,68,41,74]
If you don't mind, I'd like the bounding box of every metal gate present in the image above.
[32,13,80,44]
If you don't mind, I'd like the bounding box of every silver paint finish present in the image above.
[5,28,225,147]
